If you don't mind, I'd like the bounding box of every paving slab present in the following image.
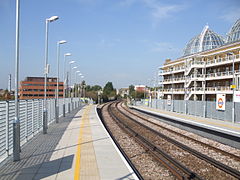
[0,104,139,180]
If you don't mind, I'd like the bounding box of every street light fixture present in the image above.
[63,53,71,117]
[43,15,59,134]
[56,40,67,123]
[47,16,59,22]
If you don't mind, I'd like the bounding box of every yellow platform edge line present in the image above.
[74,106,91,180]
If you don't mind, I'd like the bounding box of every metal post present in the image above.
[32,100,34,135]
[8,74,12,93]
[43,19,49,134]
[171,74,174,111]
[37,100,40,131]
[56,42,60,123]
[232,54,235,123]
[5,101,9,156]
[63,55,66,117]
[184,58,187,114]
[203,60,206,118]
[25,100,28,140]
[13,0,20,161]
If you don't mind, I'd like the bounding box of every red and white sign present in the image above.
[234,91,240,102]
[167,95,171,105]
[216,94,226,111]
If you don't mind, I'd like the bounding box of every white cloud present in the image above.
[120,0,186,24]
[143,0,185,21]
[220,7,240,23]
[119,0,137,7]
[151,42,180,53]
[97,38,120,48]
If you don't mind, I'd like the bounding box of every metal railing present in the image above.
[137,99,240,123]
[206,54,240,66]
[0,97,82,163]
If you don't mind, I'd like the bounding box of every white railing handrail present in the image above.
[206,54,240,65]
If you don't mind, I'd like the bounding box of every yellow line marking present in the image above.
[74,106,91,180]
[141,106,240,131]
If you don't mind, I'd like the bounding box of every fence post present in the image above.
[203,100,206,118]
[38,100,40,131]
[172,100,174,112]
[25,100,28,141]
[55,98,59,123]
[184,100,187,114]
[5,101,9,156]
[48,99,50,124]
[32,100,34,135]
[68,98,71,113]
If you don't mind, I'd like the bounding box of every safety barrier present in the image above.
[0,98,82,163]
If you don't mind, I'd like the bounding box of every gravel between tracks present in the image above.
[114,102,239,180]
[101,104,177,180]
[120,104,240,172]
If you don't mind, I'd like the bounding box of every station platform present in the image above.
[0,105,137,180]
[132,105,240,139]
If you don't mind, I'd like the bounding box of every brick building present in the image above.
[19,77,63,100]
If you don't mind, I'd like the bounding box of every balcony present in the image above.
[160,88,185,94]
[162,77,185,84]
[206,70,239,80]
[206,54,240,67]
[160,66,185,75]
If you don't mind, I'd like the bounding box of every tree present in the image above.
[103,82,114,94]
[102,82,116,102]
[91,85,102,91]
[129,85,135,98]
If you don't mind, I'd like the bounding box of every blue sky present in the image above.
[0,0,239,89]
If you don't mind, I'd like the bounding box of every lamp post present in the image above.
[43,15,59,134]
[77,73,83,97]
[80,75,85,98]
[68,61,75,112]
[69,62,76,97]
[75,70,80,84]
[74,70,80,97]
[13,0,20,161]
[56,40,66,123]
[63,53,71,117]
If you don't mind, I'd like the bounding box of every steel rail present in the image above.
[122,103,240,162]
[116,102,240,179]
[97,103,144,180]
[107,102,201,180]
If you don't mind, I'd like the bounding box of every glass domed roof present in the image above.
[183,25,225,56]
[227,19,240,43]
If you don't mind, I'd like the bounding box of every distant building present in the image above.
[19,77,63,100]
[118,88,129,97]
[134,85,146,92]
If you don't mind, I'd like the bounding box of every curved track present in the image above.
[99,101,240,180]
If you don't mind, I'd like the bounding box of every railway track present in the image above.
[99,101,240,180]
[121,102,240,162]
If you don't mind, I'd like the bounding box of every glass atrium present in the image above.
[183,25,225,56]
[227,19,240,43]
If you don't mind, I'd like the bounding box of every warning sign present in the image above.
[167,95,171,105]
[216,94,226,111]
[234,91,240,102]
